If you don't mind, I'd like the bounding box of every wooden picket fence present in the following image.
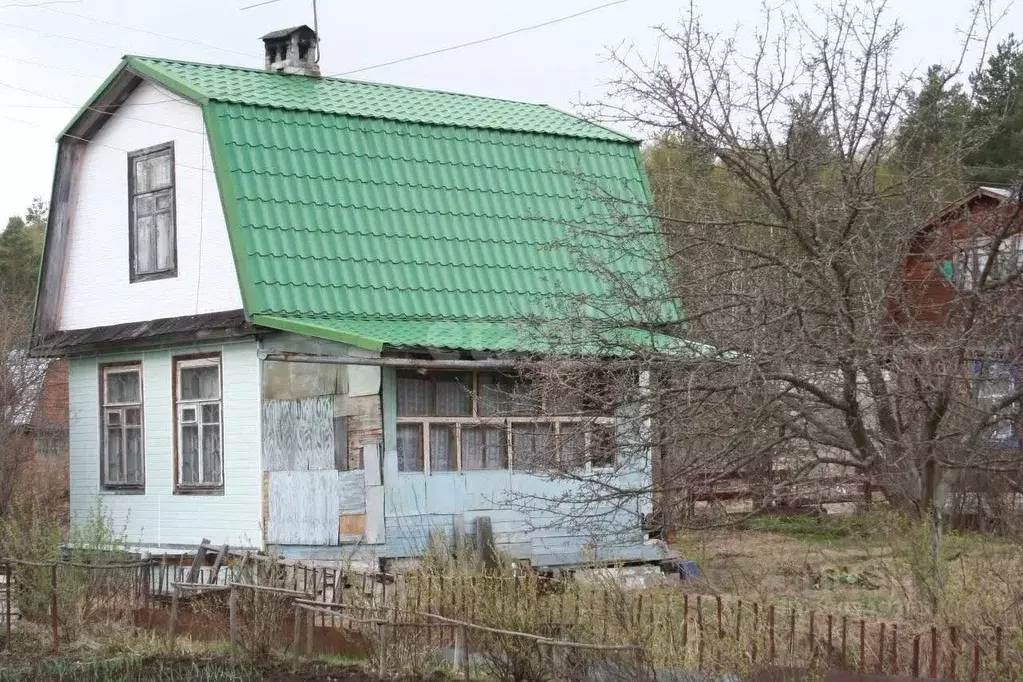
[2,556,1020,680]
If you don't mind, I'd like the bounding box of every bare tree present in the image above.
[0,289,49,518]
[513,0,1023,553]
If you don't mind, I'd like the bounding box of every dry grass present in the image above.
[671,511,1023,628]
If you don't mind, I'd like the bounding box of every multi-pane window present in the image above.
[956,235,1023,291]
[128,142,176,281]
[971,359,1018,446]
[100,364,144,489]
[175,356,223,489]
[395,371,617,474]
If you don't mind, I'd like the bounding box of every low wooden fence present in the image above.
[0,556,1019,681]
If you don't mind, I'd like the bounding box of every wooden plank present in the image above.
[208,545,229,584]
[34,141,84,338]
[186,539,211,583]
[339,513,366,537]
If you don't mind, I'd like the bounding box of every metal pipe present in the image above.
[259,351,520,370]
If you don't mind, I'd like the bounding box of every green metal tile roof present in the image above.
[73,57,677,354]
[127,56,632,141]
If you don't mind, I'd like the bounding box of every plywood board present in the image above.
[339,513,366,537]
[262,396,334,471]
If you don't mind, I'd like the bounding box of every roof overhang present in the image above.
[58,56,206,143]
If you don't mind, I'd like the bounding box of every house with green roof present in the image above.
[31,27,668,567]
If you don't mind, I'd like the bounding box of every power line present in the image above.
[0,0,80,8]
[331,0,632,77]
[31,4,254,59]
[0,113,215,174]
[0,81,204,136]
[0,19,136,52]
[239,0,285,9]
[0,52,102,79]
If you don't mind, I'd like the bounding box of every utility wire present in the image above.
[331,0,631,77]
[0,113,215,174]
[30,4,254,58]
[239,0,286,9]
[0,52,102,79]
[0,81,204,136]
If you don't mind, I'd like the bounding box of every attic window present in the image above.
[128,142,176,282]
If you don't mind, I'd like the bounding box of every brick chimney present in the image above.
[262,25,320,77]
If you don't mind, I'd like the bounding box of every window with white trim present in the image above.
[395,371,617,473]
[971,359,1019,446]
[955,234,1023,291]
[100,363,144,489]
[175,355,223,489]
[128,142,176,281]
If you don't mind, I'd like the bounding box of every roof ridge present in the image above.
[129,54,573,115]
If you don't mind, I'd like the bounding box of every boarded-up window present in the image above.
[128,143,176,281]
[175,355,223,489]
[100,363,144,489]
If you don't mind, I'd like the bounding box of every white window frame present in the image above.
[955,234,1023,292]
[100,363,145,490]
[174,355,223,490]
[395,371,618,475]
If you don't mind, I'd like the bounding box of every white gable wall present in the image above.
[58,79,242,331]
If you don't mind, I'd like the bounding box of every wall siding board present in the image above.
[58,80,242,330]
[68,340,261,549]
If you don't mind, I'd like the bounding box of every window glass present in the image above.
[462,426,507,470]
[430,425,457,472]
[129,144,175,279]
[101,364,144,488]
[175,357,223,488]
[180,365,220,400]
[397,423,424,472]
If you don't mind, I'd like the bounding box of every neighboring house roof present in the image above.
[51,56,676,355]
[923,185,1017,229]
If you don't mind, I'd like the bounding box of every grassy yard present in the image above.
[670,511,1023,627]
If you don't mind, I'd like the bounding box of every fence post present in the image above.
[50,563,58,650]
[229,585,238,662]
[305,607,313,655]
[292,602,302,660]
[167,584,179,645]
[377,622,388,677]
[3,564,9,654]
[454,624,467,675]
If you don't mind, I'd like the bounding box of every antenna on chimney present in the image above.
[312,0,320,63]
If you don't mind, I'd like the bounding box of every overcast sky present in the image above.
[0,0,1016,220]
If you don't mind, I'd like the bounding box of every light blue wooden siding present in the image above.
[68,340,262,549]
[379,368,653,565]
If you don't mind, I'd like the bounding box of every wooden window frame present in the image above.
[98,361,145,492]
[172,353,224,494]
[127,141,177,283]
[395,370,618,475]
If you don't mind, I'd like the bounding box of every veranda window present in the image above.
[395,371,617,473]
[100,363,144,489]
[175,355,223,489]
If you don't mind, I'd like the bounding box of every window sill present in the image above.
[130,269,177,284]
[100,486,145,495]
[173,486,225,496]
